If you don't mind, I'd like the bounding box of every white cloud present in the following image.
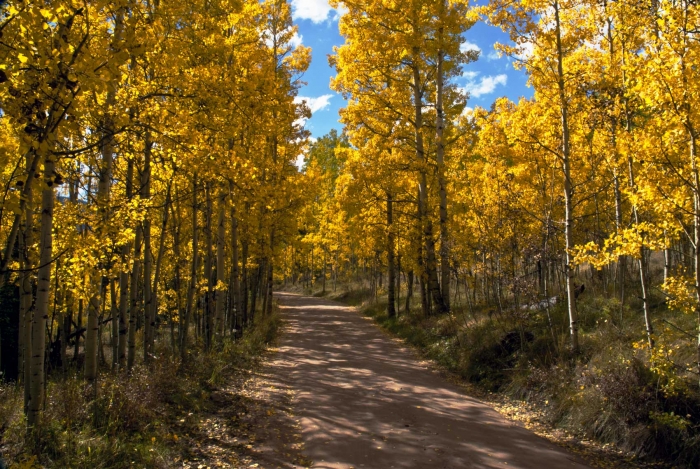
[261,28,303,49]
[295,94,333,114]
[514,41,534,60]
[290,31,303,49]
[460,41,481,54]
[461,74,508,98]
[332,4,348,20]
[461,106,474,117]
[291,0,337,23]
[294,95,334,128]
[486,50,501,61]
[462,71,480,80]
[294,137,318,171]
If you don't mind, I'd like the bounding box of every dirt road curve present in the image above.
[271,292,592,469]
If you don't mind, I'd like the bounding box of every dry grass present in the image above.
[0,310,280,468]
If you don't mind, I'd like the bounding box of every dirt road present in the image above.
[270,292,591,469]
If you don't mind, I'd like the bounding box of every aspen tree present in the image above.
[332,0,473,314]
[216,189,227,336]
[181,175,199,361]
[85,4,125,382]
[28,139,55,428]
[487,0,594,353]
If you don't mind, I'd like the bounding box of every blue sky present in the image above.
[290,0,534,140]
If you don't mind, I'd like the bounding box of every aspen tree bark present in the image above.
[231,200,241,336]
[411,51,448,315]
[215,189,226,336]
[603,11,627,298]
[620,31,654,348]
[143,137,153,363]
[250,263,259,323]
[110,279,118,369]
[414,188,430,316]
[241,239,249,327]
[628,145,653,348]
[171,199,183,350]
[150,182,172,353]
[60,293,70,374]
[614,165,626,307]
[20,153,34,412]
[612,13,632,314]
[85,7,124,381]
[266,231,274,316]
[99,282,108,366]
[554,0,579,353]
[406,271,414,314]
[128,225,142,371]
[85,171,110,380]
[28,150,55,428]
[387,193,396,318]
[85,285,101,382]
[118,263,129,368]
[690,132,700,384]
[396,254,401,315]
[204,183,214,350]
[435,0,450,312]
[118,159,134,369]
[181,175,199,361]
[664,234,670,282]
[322,251,327,294]
[0,151,41,286]
[259,258,268,316]
[75,299,82,365]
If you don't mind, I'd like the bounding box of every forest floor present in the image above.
[257,292,594,469]
[172,340,310,469]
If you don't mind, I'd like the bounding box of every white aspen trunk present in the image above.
[171,196,183,351]
[143,137,153,363]
[118,265,129,368]
[628,155,654,348]
[150,183,171,354]
[118,159,134,369]
[387,193,396,318]
[128,225,142,371]
[664,230,670,282]
[410,27,447,314]
[690,132,700,385]
[85,150,111,381]
[322,251,326,294]
[28,151,55,427]
[110,279,118,369]
[607,12,626,311]
[85,8,123,380]
[181,175,199,361]
[84,289,100,382]
[265,231,274,316]
[215,189,226,336]
[0,151,40,285]
[204,183,214,350]
[241,238,249,327]
[436,0,450,312]
[554,0,579,353]
[21,151,34,412]
[231,198,240,336]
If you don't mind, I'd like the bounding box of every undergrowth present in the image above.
[0,310,280,468]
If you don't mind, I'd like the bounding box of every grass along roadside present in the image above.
[0,309,281,469]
